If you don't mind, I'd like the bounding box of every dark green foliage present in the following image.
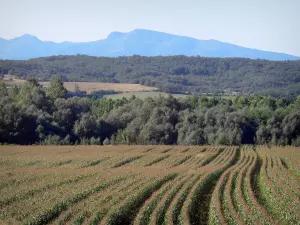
[0,78,300,146]
[1,55,300,96]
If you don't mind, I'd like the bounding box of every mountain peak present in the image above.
[107,31,125,39]
[130,28,170,35]
[12,34,40,41]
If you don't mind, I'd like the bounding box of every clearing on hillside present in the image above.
[3,76,157,93]
[0,145,299,225]
[104,91,189,99]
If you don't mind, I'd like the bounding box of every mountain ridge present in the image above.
[0,29,299,60]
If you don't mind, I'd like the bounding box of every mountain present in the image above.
[0,29,299,60]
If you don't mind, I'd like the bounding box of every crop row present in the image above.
[1,146,299,225]
[255,148,300,224]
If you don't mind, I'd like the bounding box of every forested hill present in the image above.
[1,55,300,97]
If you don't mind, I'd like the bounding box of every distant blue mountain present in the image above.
[0,29,299,60]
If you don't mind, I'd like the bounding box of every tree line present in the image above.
[1,55,300,97]
[0,78,300,146]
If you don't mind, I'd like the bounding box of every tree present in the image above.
[73,113,99,139]
[0,68,4,79]
[90,137,101,145]
[103,138,110,145]
[17,78,51,111]
[74,84,80,94]
[0,81,8,97]
[42,135,61,145]
[177,110,205,145]
[46,78,67,101]
[282,112,300,145]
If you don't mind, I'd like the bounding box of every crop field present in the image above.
[3,77,156,93]
[0,145,299,225]
[104,92,189,99]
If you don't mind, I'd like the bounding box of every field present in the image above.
[3,77,156,94]
[0,145,299,225]
[3,77,189,99]
[104,92,189,99]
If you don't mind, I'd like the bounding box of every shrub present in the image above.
[103,138,110,145]
[90,137,101,145]
[41,135,61,145]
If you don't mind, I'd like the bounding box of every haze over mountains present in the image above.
[0,29,299,60]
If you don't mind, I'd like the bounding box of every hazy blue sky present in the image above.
[0,0,299,56]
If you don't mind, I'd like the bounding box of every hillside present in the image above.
[0,29,299,60]
[1,55,300,97]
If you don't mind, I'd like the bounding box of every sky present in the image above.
[0,0,299,56]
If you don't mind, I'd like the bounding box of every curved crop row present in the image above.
[161,148,172,153]
[171,156,192,167]
[189,147,239,225]
[111,156,144,168]
[0,174,50,191]
[25,175,131,225]
[80,158,108,168]
[0,174,95,208]
[257,150,300,224]
[219,149,249,225]
[198,148,225,167]
[1,146,299,225]
[145,155,170,167]
[267,157,300,205]
[254,148,298,224]
[84,178,149,225]
[273,156,300,196]
[230,151,264,225]
[181,148,190,153]
[207,148,244,225]
[211,148,232,165]
[164,174,201,225]
[241,148,274,224]
[104,173,178,225]
[56,177,145,225]
[150,175,194,225]
[132,175,187,225]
